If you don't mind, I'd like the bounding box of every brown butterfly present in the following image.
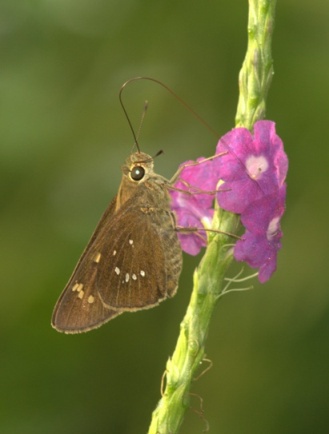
[52,151,183,333]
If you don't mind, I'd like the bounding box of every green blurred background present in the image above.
[1,1,329,433]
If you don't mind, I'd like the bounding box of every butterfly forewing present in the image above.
[51,199,123,333]
[52,286,122,333]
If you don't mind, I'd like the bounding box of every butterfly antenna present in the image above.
[136,100,148,142]
[119,81,141,152]
[119,76,219,138]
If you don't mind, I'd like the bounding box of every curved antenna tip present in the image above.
[119,76,219,154]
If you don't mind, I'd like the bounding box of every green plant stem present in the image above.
[147,1,277,433]
[236,0,276,129]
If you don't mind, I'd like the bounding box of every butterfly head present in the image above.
[122,151,155,184]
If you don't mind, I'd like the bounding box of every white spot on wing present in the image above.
[87,295,95,304]
[72,282,83,292]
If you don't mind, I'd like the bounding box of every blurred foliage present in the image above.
[1,1,329,433]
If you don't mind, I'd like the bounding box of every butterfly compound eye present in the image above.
[131,165,145,181]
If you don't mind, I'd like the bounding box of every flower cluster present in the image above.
[170,121,288,283]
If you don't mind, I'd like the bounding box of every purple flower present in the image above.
[216,121,288,214]
[170,120,288,282]
[215,121,288,281]
[234,185,286,282]
[234,229,282,283]
[240,184,286,234]
[170,157,217,255]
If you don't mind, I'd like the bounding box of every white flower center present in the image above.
[267,216,280,240]
[246,155,269,180]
